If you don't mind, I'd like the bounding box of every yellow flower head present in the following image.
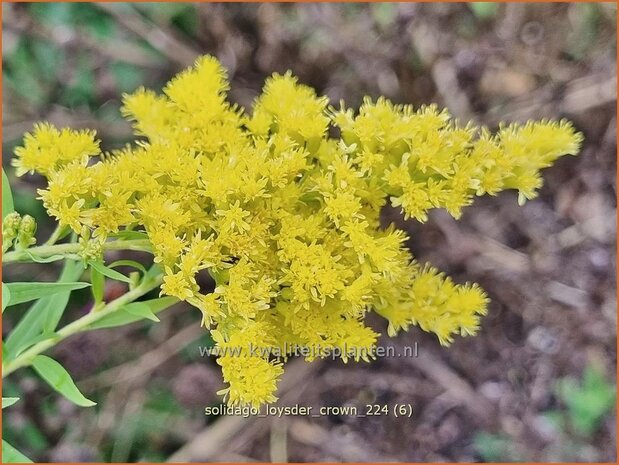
[13,55,583,408]
[12,123,100,177]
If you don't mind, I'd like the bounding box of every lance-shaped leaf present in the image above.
[2,168,14,220]
[89,296,177,330]
[2,397,19,409]
[88,260,132,284]
[2,282,11,312]
[4,261,83,360]
[4,282,90,307]
[2,440,32,463]
[31,355,96,407]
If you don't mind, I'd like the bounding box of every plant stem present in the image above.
[43,224,66,246]
[2,275,165,378]
[2,239,152,264]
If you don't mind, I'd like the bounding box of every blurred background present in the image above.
[2,2,617,462]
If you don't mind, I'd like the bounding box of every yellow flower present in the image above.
[46,199,86,234]
[161,266,194,300]
[12,123,100,177]
[248,72,329,146]
[215,200,251,234]
[218,355,284,408]
[12,55,583,408]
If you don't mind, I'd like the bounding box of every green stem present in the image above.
[2,239,152,264]
[2,275,164,378]
[43,224,66,246]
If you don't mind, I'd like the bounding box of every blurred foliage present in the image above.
[554,363,616,437]
[105,385,186,462]
[469,2,499,21]
[473,432,516,462]
[4,3,147,113]
[474,363,616,461]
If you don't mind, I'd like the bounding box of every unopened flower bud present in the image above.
[78,235,104,263]
[17,214,37,249]
[2,212,22,252]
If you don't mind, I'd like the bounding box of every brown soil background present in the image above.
[2,2,617,462]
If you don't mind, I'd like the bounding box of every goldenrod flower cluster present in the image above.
[12,56,582,407]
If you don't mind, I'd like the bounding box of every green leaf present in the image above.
[2,440,32,463]
[108,259,148,275]
[2,168,15,220]
[4,281,90,307]
[91,266,105,304]
[3,282,11,312]
[24,251,69,263]
[124,301,160,322]
[13,332,59,358]
[31,355,96,407]
[89,296,177,330]
[88,260,132,284]
[4,260,83,361]
[2,397,19,409]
